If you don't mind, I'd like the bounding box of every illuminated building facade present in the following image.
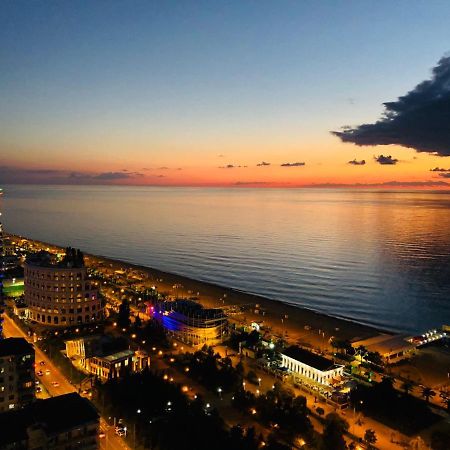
[281,346,344,386]
[24,248,103,326]
[153,300,227,346]
[65,337,150,381]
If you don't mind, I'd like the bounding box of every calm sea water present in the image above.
[2,185,450,334]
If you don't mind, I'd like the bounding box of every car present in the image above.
[45,369,50,375]
[39,360,45,366]
[36,370,43,376]
[116,428,126,437]
[51,381,60,387]
[35,380,40,385]
[36,386,42,393]
[99,432,106,439]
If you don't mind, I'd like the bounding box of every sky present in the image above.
[1,0,450,188]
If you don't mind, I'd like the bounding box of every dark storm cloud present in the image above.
[332,55,450,156]
[256,161,271,166]
[430,167,450,172]
[375,155,398,165]
[281,162,306,167]
[348,159,366,165]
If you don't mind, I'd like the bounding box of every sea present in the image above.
[2,185,450,334]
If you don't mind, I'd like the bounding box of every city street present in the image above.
[3,313,130,450]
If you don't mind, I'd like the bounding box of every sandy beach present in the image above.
[14,235,382,351]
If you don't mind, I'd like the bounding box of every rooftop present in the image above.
[0,337,34,357]
[26,247,85,269]
[0,393,98,446]
[352,334,415,355]
[97,349,134,363]
[282,346,338,372]
[156,299,225,319]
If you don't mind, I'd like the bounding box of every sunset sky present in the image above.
[1,1,450,187]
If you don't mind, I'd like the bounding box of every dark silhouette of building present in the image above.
[0,393,99,449]
[0,337,35,412]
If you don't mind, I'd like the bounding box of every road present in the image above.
[3,313,130,450]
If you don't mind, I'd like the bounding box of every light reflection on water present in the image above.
[3,185,450,334]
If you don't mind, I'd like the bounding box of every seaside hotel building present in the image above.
[153,300,228,347]
[280,346,344,387]
[24,248,103,326]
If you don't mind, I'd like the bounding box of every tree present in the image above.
[367,351,383,367]
[439,391,450,412]
[316,407,325,416]
[364,429,377,448]
[117,299,131,328]
[235,361,245,379]
[134,314,142,328]
[247,369,259,385]
[321,413,348,450]
[421,386,436,403]
[401,379,414,395]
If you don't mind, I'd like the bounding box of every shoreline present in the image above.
[11,234,388,348]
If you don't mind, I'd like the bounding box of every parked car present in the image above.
[36,370,43,377]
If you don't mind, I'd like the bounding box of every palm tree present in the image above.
[364,429,377,449]
[421,386,436,403]
[439,391,449,411]
[401,379,413,395]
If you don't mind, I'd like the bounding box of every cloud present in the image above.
[430,167,450,172]
[281,162,306,167]
[438,173,450,178]
[0,166,144,184]
[157,166,169,170]
[375,155,398,165]
[303,180,449,188]
[235,181,270,185]
[332,55,450,156]
[93,171,144,180]
[219,164,247,169]
[348,159,366,166]
[257,161,271,166]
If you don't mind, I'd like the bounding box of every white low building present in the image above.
[281,346,344,386]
